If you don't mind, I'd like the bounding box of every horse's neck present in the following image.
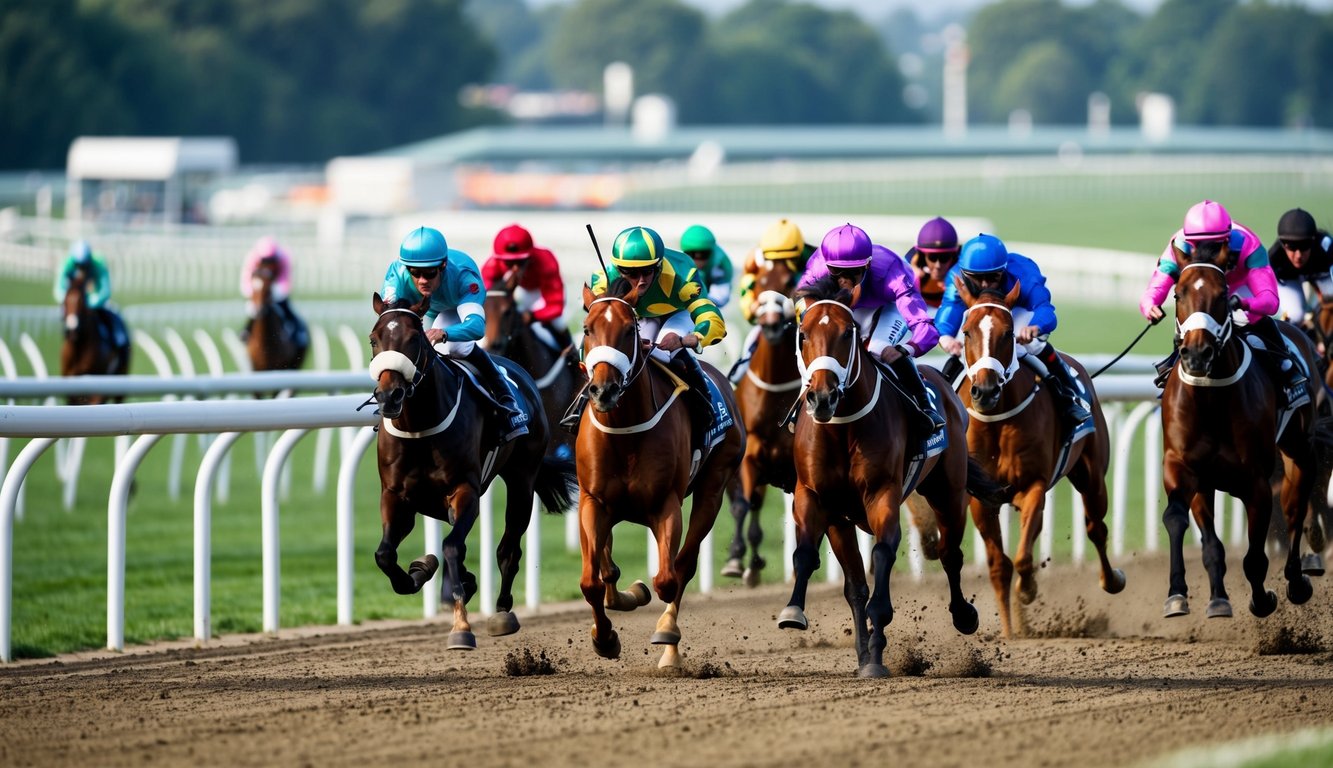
[750,328,799,378]
[506,324,552,368]
[396,358,461,431]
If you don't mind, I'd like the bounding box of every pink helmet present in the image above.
[251,235,281,259]
[1182,200,1232,242]
[821,224,872,269]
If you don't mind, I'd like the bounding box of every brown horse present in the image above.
[482,284,579,461]
[60,270,131,405]
[574,279,744,668]
[1160,242,1323,619]
[954,277,1126,638]
[724,258,801,586]
[247,256,307,374]
[369,293,577,647]
[780,277,1004,678]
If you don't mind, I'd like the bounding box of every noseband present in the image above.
[1175,262,1234,353]
[368,307,432,398]
[962,301,1019,386]
[796,300,863,392]
[584,296,645,387]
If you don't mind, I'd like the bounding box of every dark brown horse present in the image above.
[781,278,1003,678]
[1160,242,1323,619]
[725,258,801,586]
[60,270,131,405]
[369,293,577,647]
[954,277,1125,638]
[247,256,307,374]
[573,280,744,668]
[482,284,579,461]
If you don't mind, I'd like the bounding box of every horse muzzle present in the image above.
[760,318,790,345]
[804,386,840,423]
[587,380,623,413]
[375,387,406,419]
[970,382,1001,412]
[1179,342,1216,378]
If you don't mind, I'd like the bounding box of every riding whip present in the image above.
[585,224,610,278]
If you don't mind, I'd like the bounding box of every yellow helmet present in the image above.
[759,218,804,260]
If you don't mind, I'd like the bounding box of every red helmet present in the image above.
[494,224,534,261]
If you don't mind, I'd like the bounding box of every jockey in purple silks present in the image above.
[796,223,945,432]
[1140,199,1308,407]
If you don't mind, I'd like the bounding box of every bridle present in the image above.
[961,301,1020,387]
[584,296,647,390]
[1174,262,1234,366]
[368,307,433,399]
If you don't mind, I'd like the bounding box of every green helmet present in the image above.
[680,225,716,254]
[611,226,665,268]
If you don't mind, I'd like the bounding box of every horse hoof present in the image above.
[487,611,521,637]
[1102,568,1127,595]
[629,580,652,606]
[591,626,621,660]
[721,559,744,578]
[1301,553,1325,577]
[1250,590,1279,618]
[408,554,439,579]
[658,645,681,669]
[1205,598,1233,618]
[950,602,979,635]
[650,627,682,645]
[1017,576,1038,605]
[447,630,477,651]
[1288,577,1314,606]
[743,567,761,588]
[1163,594,1190,617]
[857,663,890,679]
[777,605,808,630]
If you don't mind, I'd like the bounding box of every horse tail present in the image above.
[534,455,579,515]
[966,456,1011,507]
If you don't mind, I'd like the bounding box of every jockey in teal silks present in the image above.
[54,240,129,350]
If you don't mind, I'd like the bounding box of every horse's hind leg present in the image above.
[374,493,434,595]
[600,533,651,611]
[1277,452,1314,606]
[487,482,533,637]
[743,483,768,587]
[1068,462,1127,596]
[722,469,749,578]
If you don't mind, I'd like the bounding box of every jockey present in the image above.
[729,217,816,384]
[680,224,734,308]
[1267,208,1333,328]
[795,223,945,432]
[54,240,128,349]
[561,225,727,434]
[904,216,961,312]
[479,223,574,353]
[938,234,1093,425]
[240,235,308,349]
[1140,200,1308,407]
[381,226,528,442]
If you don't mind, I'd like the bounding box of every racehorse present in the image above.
[247,256,307,374]
[369,293,578,648]
[779,277,1005,678]
[1160,241,1325,619]
[724,258,801,586]
[61,270,131,405]
[482,282,579,461]
[954,277,1125,638]
[573,279,744,668]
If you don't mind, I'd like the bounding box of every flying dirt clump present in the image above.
[504,647,559,676]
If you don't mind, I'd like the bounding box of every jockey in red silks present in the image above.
[479,224,574,354]
[795,223,945,432]
[1140,199,1308,406]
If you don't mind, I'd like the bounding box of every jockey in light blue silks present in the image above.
[380,226,528,441]
[54,240,129,350]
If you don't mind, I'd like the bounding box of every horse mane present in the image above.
[794,274,852,305]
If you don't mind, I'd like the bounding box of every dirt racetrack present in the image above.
[2,552,1333,768]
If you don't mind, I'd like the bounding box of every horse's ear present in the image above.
[581,283,596,311]
[411,294,430,317]
[373,292,384,315]
[1170,238,1188,265]
[1005,278,1022,307]
[953,274,974,306]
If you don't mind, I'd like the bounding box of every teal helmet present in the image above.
[611,226,666,268]
[959,234,1008,274]
[70,240,92,264]
[680,225,716,254]
[399,226,448,268]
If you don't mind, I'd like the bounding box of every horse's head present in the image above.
[62,270,88,336]
[369,291,432,419]
[250,255,279,313]
[754,259,797,344]
[955,274,1022,412]
[483,287,522,355]
[580,278,643,413]
[794,275,860,422]
[1172,239,1234,377]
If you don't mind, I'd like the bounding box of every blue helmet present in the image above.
[70,240,92,264]
[399,226,448,268]
[959,234,1008,274]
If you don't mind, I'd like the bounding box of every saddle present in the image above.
[446,357,532,444]
[652,359,735,492]
[94,308,130,352]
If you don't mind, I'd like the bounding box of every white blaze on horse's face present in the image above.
[251,276,264,292]
[978,314,995,359]
[386,320,399,332]
[1191,276,1206,291]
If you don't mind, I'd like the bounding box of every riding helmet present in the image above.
[759,218,805,260]
[610,226,665,268]
[493,224,534,261]
[680,225,716,255]
[1182,200,1232,242]
[1278,208,1317,241]
[959,234,1009,274]
[69,240,92,263]
[820,224,873,269]
[399,226,448,268]
[916,217,959,253]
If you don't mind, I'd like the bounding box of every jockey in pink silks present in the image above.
[241,235,307,348]
[1140,199,1307,406]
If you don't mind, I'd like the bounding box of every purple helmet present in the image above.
[821,224,872,268]
[916,217,959,253]
[1183,200,1232,242]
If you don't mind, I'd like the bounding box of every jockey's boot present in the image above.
[1030,342,1092,425]
[888,351,945,432]
[727,328,761,386]
[546,323,579,367]
[1248,317,1309,408]
[278,299,309,349]
[560,384,589,434]
[465,346,529,442]
[671,351,717,436]
[939,354,966,385]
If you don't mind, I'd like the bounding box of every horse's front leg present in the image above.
[827,520,870,668]
[778,484,826,632]
[374,491,433,595]
[441,483,480,650]
[1161,457,1197,617]
[578,494,627,659]
[1278,452,1315,606]
[1011,482,1048,606]
[862,490,901,679]
[648,493,684,666]
[970,497,1015,636]
[1190,489,1232,618]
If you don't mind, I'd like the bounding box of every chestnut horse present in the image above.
[1160,242,1324,619]
[780,278,1004,678]
[61,270,131,405]
[483,284,579,461]
[725,258,801,586]
[574,279,744,668]
[954,277,1126,638]
[247,256,307,374]
[369,293,577,647]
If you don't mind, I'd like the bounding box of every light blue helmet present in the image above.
[959,234,1008,274]
[399,226,448,268]
[70,240,92,264]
